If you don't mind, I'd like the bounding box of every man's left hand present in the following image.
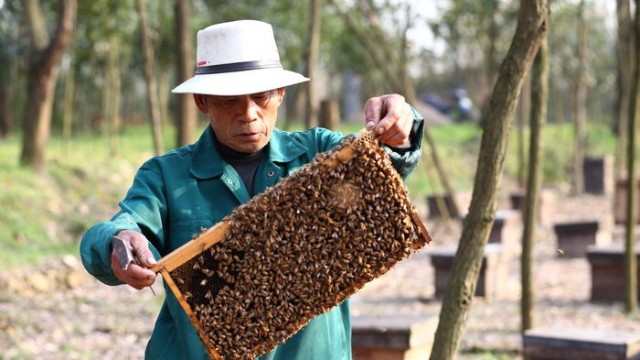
[364,94,413,148]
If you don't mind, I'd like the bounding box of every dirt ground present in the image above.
[1,188,639,359]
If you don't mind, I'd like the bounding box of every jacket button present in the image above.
[267,170,275,177]
[226,179,233,185]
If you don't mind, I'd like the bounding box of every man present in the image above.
[80,19,424,359]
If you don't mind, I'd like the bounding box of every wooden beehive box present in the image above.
[150,130,431,360]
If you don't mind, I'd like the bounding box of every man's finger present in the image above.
[130,239,156,267]
[364,97,383,129]
[379,127,404,144]
[375,109,402,135]
[382,132,410,147]
[122,264,156,289]
[128,264,156,281]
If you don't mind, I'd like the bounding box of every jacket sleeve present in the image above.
[383,106,425,179]
[79,161,165,286]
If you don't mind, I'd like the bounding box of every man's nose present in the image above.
[238,96,258,121]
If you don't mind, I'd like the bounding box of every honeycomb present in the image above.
[153,129,431,359]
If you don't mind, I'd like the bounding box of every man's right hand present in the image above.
[111,230,157,290]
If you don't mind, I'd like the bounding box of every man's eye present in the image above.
[222,98,238,105]
[252,93,271,103]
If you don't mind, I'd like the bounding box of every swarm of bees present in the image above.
[166,130,431,360]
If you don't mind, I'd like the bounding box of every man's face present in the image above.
[195,88,285,153]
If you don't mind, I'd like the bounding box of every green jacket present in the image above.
[80,112,424,360]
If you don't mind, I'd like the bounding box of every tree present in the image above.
[429,1,549,359]
[516,76,532,188]
[104,34,122,156]
[479,0,503,122]
[0,3,25,139]
[616,0,633,178]
[174,0,196,147]
[572,0,588,195]
[521,38,549,332]
[61,54,74,155]
[72,0,137,139]
[624,0,639,314]
[19,0,77,171]
[302,0,323,129]
[136,0,163,156]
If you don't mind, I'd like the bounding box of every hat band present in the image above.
[195,60,282,75]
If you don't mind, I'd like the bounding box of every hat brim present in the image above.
[171,68,309,96]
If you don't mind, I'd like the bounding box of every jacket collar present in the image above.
[190,126,308,179]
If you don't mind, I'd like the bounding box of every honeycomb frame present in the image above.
[150,129,431,359]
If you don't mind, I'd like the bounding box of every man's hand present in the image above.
[364,94,413,148]
[111,230,157,290]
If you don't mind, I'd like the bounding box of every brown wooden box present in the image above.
[352,315,438,360]
[583,156,614,195]
[523,327,640,360]
[430,243,504,300]
[509,189,556,226]
[587,245,640,302]
[553,221,600,258]
[426,194,457,219]
[462,210,522,254]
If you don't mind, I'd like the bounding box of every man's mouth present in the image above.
[237,131,261,139]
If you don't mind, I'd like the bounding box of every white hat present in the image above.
[172,20,309,96]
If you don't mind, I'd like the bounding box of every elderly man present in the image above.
[80,19,424,359]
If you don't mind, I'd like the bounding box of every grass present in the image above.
[0,127,167,270]
[0,118,619,270]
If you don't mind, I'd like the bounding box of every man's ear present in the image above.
[193,94,209,113]
[276,88,285,105]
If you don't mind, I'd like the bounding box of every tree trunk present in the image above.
[0,25,19,140]
[136,0,163,156]
[302,0,323,129]
[624,0,639,314]
[111,38,122,138]
[616,0,633,178]
[19,0,76,172]
[159,71,170,132]
[175,0,196,146]
[318,99,339,130]
[479,0,502,124]
[572,0,588,195]
[429,1,549,359]
[104,35,121,157]
[517,75,532,188]
[0,57,15,139]
[62,55,74,155]
[521,38,549,332]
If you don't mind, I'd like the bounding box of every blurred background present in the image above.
[0,1,637,358]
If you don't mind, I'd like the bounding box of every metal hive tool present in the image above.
[150,129,432,360]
